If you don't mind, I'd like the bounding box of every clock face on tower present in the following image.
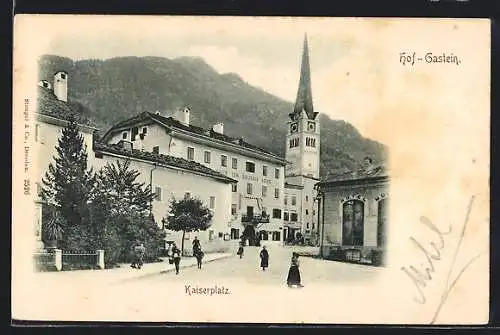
[308,121,316,132]
[290,123,298,133]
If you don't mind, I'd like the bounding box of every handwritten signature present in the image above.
[401,195,487,324]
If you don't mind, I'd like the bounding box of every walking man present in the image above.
[259,245,269,271]
[195,248,204,269]
[192,236,201,255]
[131,241,146,270]
[171,243,182,275]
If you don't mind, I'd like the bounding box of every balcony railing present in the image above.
[241,213,270,224]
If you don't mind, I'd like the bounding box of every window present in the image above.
[142,127,147,134]
[313,209,316,216]
[306,137,316,147]
[342,200,365,246]
[221,155,228,167]
[153,146,159,154]
[187,147,194,161]
[247,183,253,195]
[122,132,127,139]
[231,228,240,239]
[261,231,269,241]
[312,223,315,230]
[292,196,297,206]
[272,209,282,219]
[291,213,298,222]
[231,204,237,215]
[232,158,238,169]
[246,206,254,217]
[274,188,280,199]
[209,230,215,241]
[232,184,237,192]
[246,161,255,173]
[306,223,310,229]
[35,124,39,142]
[262,165,268,176]
[155,187,162,201]
[284,196,288,205]
[289,138,299,148]
[184,192,191,199]
[204,151,211,164]
[306,196,309,202]
[284,212,289,221]
[306,209,309,215]
[218,232,223,238]
[61,73,66,79]
[262,186,268,197]
[275,168,280,179]
[272,231,281,241]
[131,127,139,141]
[209,196,216,209]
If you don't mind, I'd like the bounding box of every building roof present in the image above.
[101,111,287,164]
[290,34,318,121]
[36,86,93,127]
[93,141,237,184]
[317,164,389,186]
[284,182,304,190]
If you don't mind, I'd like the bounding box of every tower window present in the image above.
[122,132,127,139]
[153,146,160,154]
[289,138,299,148]
[305,137,316,147]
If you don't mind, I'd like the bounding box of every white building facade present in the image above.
[101,108,288,245]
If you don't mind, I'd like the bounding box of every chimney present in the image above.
[176,106,190,126]
[38,80,52,90]
[212,122,224,134]
[53,71,68,102]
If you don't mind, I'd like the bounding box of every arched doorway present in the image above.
[342,200,364,246]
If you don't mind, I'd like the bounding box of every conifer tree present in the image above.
[41,114,95,250]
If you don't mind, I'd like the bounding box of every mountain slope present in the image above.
[37,54,387,178]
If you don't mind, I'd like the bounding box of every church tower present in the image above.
[285,34,320,179]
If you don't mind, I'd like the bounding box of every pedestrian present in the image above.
[192,236,201,256]
[259,245,269,271]
[286,252,303,288]
[237,242,244,259]
[195,248,204,269]
[131,241,146,270]
[171,243,182,275]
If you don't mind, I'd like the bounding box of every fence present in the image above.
[33,250,58,272]
[33,249,105,272]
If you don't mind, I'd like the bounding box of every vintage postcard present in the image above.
[12,15,490,324]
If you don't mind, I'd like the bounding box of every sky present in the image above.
[15,15,489,144]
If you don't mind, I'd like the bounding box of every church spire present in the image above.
[290,33,317,120]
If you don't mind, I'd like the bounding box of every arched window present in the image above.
[377,198,388,247]
[342,200,364,246]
